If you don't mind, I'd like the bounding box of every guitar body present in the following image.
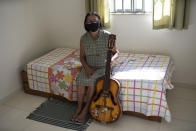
[89,77,122,123]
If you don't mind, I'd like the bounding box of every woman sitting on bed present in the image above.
[70,12,119,123]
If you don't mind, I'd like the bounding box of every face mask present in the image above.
[85,22,100,32]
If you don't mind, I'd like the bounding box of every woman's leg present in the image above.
[71,85,86,121]
[75,86,95,122]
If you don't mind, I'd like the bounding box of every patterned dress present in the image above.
[76,29,110,86]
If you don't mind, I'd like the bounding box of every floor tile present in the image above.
[160,118,196,131]
[2,90,47,112]
[0,105,32,131]
[110,115,161,131]
[167,96,196,122]
[87,121,114,131]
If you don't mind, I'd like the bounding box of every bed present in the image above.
[23,48,174,122]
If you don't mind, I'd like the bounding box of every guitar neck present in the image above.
[103,34,116,91]
[104,49,112,90]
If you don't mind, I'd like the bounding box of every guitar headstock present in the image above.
[108,34,116,50]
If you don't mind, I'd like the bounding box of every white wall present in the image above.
[42,0,86,49]
[0,0,53,100]
[43,0,196,86]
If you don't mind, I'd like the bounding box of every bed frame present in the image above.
[21,70,162,122]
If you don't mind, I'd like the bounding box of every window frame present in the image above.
[109,0,152,14]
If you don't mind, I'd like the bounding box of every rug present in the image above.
[26,98,92,131]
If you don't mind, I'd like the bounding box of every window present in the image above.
[109,0,152,14]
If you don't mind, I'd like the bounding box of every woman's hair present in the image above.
[84,12,102,32]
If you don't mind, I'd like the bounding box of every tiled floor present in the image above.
[0,83,196,131]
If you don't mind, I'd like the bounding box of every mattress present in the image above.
[27,48,174,122]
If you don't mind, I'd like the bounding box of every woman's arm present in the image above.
[80,40,95,77]
[80,40,88,69]
[111,42,119,67]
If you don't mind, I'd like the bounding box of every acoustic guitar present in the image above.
[89,34,122,123]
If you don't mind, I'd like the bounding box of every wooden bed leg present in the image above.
[21,70,30,93]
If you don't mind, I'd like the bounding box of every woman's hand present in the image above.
[110,42,119,68]
[110,60,114,68]
[84,66,96,78]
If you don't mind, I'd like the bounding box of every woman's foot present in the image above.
[70,106,82,122]
[75,107,88,123]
